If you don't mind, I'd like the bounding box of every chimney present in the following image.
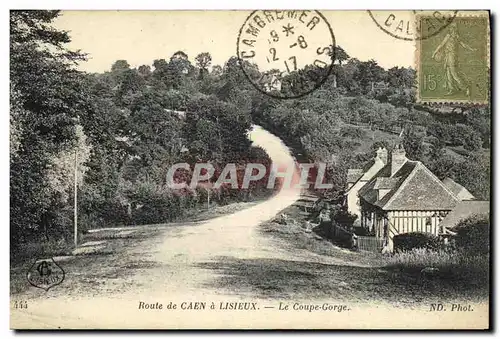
[376,147,388,165]
[391,144,407,176]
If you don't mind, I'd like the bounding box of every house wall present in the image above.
[386,210,450,251]
[347,158,385,224]
[360,208,386,237]
[346,180,367,224]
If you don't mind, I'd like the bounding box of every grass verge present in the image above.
[385,248,489,290]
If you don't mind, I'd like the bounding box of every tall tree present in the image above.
[111,59,130,72]
[195,52,212,79]
[355,59,385,93]
[138,64,151,78]
[387,66,415,89]
[10,10,89,245]
[329,45,350,88]
[402,126,425,161]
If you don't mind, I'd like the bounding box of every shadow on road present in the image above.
[196,256,489,305]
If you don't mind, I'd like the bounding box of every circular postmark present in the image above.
[237,10,336,99]
[368,10,458,41]
[26,257,65,291]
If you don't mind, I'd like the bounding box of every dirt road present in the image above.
[10,125,323,327]
[10,125,488,329]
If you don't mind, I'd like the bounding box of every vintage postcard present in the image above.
[10,10,491,329]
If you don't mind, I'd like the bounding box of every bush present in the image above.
[330,205,358,227]
[129,183,195,225]
[312,221,355,249]
[453,215,490,255]
[334,211,358,226]
[393,232,443,252]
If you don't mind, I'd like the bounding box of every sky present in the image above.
[53,10,417,73]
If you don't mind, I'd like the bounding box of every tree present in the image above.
[152,58,169,88]
[115,68,146,105]
[195,52,212,79]
[454,153,490,200]
[355,59,386,93]
[427,151,458,180]
[111,59,130,72]
[466,106,491,148]
[10,10,89,246]
[138,65,151,78]
[10,87,25,158]
[211,65,223,77]
[387,66,415,89]
[340,58,362,95]
[127,92,185,176]
[402,126,425,161]
[217,56,257,101]
[151,57,192,89]
[171,50,188,61]
[329,45,349,88]
[463,130,483,151]
[185,95,251,162]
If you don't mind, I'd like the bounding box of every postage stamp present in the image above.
[237,10,335,99]
[416,14,490,104]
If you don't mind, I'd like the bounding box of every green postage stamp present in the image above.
[417,14,490,104]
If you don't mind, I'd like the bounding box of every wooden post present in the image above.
[74,149,78,248]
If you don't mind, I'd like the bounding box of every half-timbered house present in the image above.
[346,143,474,251]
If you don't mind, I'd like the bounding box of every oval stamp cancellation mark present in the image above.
[368,10,458,41]
[237,10,336,99]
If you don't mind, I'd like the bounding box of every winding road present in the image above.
[11,125,316,328]
[10,125,488,329]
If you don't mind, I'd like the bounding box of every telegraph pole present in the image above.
[207,188,210,210]
[74,149,78,248]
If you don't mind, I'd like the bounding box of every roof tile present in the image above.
[359,160,460,211]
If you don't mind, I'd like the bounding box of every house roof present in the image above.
[358,160,460,211]
[358,160,415,207]
[373,177,399,190]
[361,159,376,172]
[443,177,475,200]
[347,169,363,183]
[440,200,490,230]
[347,156,387,186]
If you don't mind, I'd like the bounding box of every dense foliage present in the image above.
[10,11,270,249]
[393,233,443,253]
[453,215,490,255]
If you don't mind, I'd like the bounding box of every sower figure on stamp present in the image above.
[431,22,477,96]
